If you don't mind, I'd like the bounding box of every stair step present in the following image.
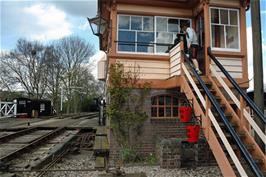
[263,170,266,177]
[214,122,238,128]
[213,112,233,119]
[253,157,264,164]
[95,157,105,169]
[198,88,216,94]
[222,144,254,151]
[93,135,110,154]
[218,132,246,139]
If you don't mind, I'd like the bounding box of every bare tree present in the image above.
[55,36,95,113]
[44,45,64,113]
[1,39,48,99]
[0,37,100,114]
[70,66,104,113]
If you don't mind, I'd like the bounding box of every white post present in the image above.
[0,101,2,118]
[14,99,17,117]
[5,103,7,115]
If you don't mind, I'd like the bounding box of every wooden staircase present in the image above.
[171,44,266,177]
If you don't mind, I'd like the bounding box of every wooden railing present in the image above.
[171,41,253,176]
[209,65,266,145]
[180,61,247,177]
[208,50,266,174]
[169,42,183,77]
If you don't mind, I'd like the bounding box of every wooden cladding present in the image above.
[116,59,170,79]
[169,43,182,77]
[117,4,192,17]
[210,57,243,78]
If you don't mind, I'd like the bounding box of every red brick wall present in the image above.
[109,89,216,165]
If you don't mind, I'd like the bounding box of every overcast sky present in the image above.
[0,0,98,51]
[0,0,265,89]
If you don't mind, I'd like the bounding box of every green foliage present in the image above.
[120,148,140,163]
[107,63,150,151]
[145,153,158,165]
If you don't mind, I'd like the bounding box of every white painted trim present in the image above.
[210,65,266,145]
[209,7,240,52]
[208,111,248,177]
[182,64,247,177]
[116,14,191,55]
[182,63,206,108]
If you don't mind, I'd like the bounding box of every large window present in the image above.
[210,7,240,51]
[151,95,179,118]
[117,15,191,54]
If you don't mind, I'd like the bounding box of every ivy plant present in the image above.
[107,62,150,152]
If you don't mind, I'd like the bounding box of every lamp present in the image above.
[87,16,108,36]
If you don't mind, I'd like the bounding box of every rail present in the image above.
[207,47,266,124]
[0,127,65,162]
[181,51,246,176]
[207,47,266,145]
[181,50,264,177]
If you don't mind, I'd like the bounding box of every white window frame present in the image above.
[40,103,45,112]
[209,7,241,52]
[154,16,191,54]
[116,14,191,55]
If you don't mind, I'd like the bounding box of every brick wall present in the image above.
[109,88,216,166]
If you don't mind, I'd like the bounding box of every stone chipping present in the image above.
[40,150,222,177]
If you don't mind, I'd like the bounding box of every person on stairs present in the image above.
[182,22,202,75]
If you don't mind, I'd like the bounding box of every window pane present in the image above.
[119,16,130,29]
[173,107,178,116]
[173,97,178,105]
[118,31,135,51]
[159,107,164,117]
[211,25,225,48]
[151,107,157,117]
[166,96,171,105]
[156,17,167,32]
[143,17,154,31]
[168,18,179,32]
[226,26,239,49]
[230,10,238,25]
[156,45,169,53]
[137,45,154,53]
[137,32,154,53]
[211,9,219,23]
[151,97,157,105]
[166,107,171,117]
[156,32,173,53]
[158,96,164,105]
[220,10,228,24]
[131,16,142,30]
[156,32,173,44]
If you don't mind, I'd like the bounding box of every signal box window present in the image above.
[117,15,191,54]
[210,7,240,51]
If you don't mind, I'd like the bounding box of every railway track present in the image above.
[0,112,98,129]
[0,128,63,163]
[0,112,98,176]
[8,129,79,170]
[2,129,96,177]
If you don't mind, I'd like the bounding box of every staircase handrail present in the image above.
[182,50,264,177]
[207,47,266,124]
[181,62,246,176]
[209,65,266,145]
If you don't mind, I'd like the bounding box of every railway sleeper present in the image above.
[29,131,79,170]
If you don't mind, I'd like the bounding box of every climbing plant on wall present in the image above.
[107,62,150,151]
